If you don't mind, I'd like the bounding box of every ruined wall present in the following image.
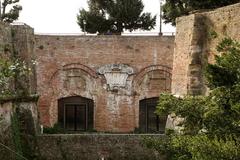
[0,97,39,160]
[0,22,12,58]
[171,3,240,96]
[0,23,39,159]
[0,97,39,135]
[37,134,165,160]
[0,23,14,93]
[11,24,37,94]
[0,23,37,95]
[35,35,174,132]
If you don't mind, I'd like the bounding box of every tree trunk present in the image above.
[2,0,6,21]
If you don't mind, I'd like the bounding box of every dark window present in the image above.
[139,97,167,133]
[58,96,94,131]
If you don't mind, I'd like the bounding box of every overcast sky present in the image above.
[17,0,175,34]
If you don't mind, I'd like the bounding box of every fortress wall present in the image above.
[171,3,240,96]
[35,35,174,132]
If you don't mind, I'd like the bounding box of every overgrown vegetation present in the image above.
[43,123,66,134]
[162,0,240,25]
[10,105,39,160]
[144,38,240,159]
[77,0,156,34]
[0,30,37,159]
[0,58,32,98]
[10,109,24,160]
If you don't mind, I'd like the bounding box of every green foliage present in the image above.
[187,135,240,160]
[145,135,240,160]
[0,0,22,23]
[206,38,240,88]
[145,134,240,160]
[145,38,240,159]
[156,95,206,134]
[43,123,66,134]
[208,30,218,39]
[77,0,156,34]
[162,0,239,25]
[0,58,32,97]
[10,106,38,160]
[11,110,24,160]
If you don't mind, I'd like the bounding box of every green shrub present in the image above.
[43,123,65,134]
[145,38,240,160]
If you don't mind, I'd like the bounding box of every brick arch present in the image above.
[62,63,98,78]
[47,63,98,98]
[48,63,98,86]
[43,63,99,126]
[133,65,172,87]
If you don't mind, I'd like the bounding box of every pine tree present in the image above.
[162,0,240,25]
[77,0,156,34]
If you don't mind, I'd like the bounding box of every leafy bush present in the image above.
[43,123,65,134]
[145,38,240,159]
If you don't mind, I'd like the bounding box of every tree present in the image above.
[162,0,240,25]
[77,0,156,34]
[0,0,22,23]
[144,38,240,159]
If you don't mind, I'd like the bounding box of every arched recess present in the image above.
[139,97,167,133]
[132,65,171,131]
[43,63,99,126]
[58,96,94,131]
[133,65,172,99]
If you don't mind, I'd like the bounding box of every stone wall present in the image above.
[12,24,37,95]
[171,3,240,96]
[35,35,174,132]
[0,97,39,160]
[37,134,165,160]
[0,22,12,59]
[0,23,39,159]
[0,23,37,95]
[0,97,40,135]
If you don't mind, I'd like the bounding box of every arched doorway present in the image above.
[58,96,94,131]
[139,97,167,133]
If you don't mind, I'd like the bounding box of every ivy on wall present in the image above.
[10,107,24,160]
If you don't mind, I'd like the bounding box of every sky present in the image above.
[16,0,175,34]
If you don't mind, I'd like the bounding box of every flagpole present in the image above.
[0,0,2,20]
[159,0,163,36]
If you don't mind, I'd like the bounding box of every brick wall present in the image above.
[35,35,174,132]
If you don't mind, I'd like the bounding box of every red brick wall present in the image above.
[35,35,174,132]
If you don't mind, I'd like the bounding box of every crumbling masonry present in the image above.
[0,3,240,134]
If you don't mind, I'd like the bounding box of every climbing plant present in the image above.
[10,108,24,160]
